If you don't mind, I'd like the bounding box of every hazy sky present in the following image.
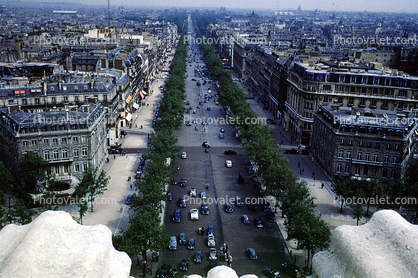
[28,0,418,13]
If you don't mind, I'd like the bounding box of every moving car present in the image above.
[201,203,209,215]
[236,197,243,207]
[241,214,250,224]
[207,235,215,247]
[179,233,186,245]
[190,209,199,220]
[180,178,187,187]
[194,251,202,263]
[225,160,232,168]
[281,262,302,278]
[172,209,181,223]
[209,248,217,261]
[179,259,189,271]
[224,150,237,155]
[178,197,186,208]
[254,217,264,228]
[200,191,207,199]
[263,267,281,278]
[224,203,233,213]
[207,225,215,236]
[181,152,187,159]
[266,211,276,222]
[202,142,210,148]
[246,248,258,260]
[190,188,197,197]
[187,238,195,250]
[166,191,173,201]
[169,236,177,250]
[156,264,176,278]
[172,178,178,186]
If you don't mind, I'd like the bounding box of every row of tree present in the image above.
[193,18,331,272]
[113,23,189,261]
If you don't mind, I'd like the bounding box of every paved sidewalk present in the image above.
[230,72,370,271]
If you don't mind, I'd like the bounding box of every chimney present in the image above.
[82,104,89,113]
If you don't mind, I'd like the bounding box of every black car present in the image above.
[180,178,187,187]
[224,203,233,213]
[156,264,176,278]
[202,142,210,148]
[285,148,299,154]
[266,211,276,222]
[201,203,209,215]
[224,150,237,155]
[263,267,281,278]
[281,262,302,278]
[167,191,173,201]
[263,202,272,213]
[172,178,178,186]
[108,146,121,154]
[172,209,181,223]
[266,119,277,125]
[139,158,146,166]
[194,251,202,263]
[247,202,256,211]
[178,197,186,208]
[254,217,264,228]
[179,259,189,271]
[187,238,195,250]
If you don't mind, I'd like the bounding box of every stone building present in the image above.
[0,98,107,186]
[311,105,418,181]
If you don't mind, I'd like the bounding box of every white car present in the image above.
[182,152,187,159]
[225,160,232,168]
[190,209,199,220]
[207,235,215,247]
[190,188,197,197]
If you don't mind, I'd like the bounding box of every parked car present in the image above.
[209,248,217,261]
[207,235,215,247]
[266,212,276,222]
[180,178,187,187]
[246,248,258,260]
[241,214,250,224]
[179,259,189,271]
[190,209,199,220]
[166,191,173,201]
[285,148,298,154]
[219,133,224,139]
[225,160,232,168]
[281,262,302,278]
[169,236,177,250]
[194,251,202,263]
[236,197,243,207]
[266,119,277,125]
[179,233,186,245]
[254,217,264,228]
[125,195,132,205]
[172,178,178,186]
[200,191,207,199]
[201,203,209,215]
[202,142,210,148]
[181,152,187,159]
[263,202,272,213]
[224,150,237,155]
[172,209,181,223]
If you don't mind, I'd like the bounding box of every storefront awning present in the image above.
[126,113,132,121]
[133,103,140,109]
[125,95,132,104]
[139,91,145,99]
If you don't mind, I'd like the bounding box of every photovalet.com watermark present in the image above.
[183,195,267,205]
[183,115,268,125]
[33,195,118,206]
[333,35,417,46]
[334,195,418,206]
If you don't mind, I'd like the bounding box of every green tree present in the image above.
[19,151,51,193]
[332,177,357,212]
[73,164,110,212]
[350,203,364,226]
[114,205,169,259]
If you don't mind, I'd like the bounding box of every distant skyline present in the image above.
[10,0,418,13]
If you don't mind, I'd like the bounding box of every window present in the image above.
[394,144,400,150]
[22,140,28,148]
[357,152,363,160]
[355,166,360,175]
[52,97,56,103]
[348,140,353,146]
[375,142,380,149]
[31,139,37,146]
[348,97,354,105]
[82,148,88,157]
[62,149,68,158]
[43,138,49,145]
[22,99,27,105]
[55,166,60,175]
[44,151,50,160]
[373,154,379,162]
[323,85,331,91]
[35,98,40,104]
[83,163,88,171]
[390,170,396,179]
[398,90,407,97]
[103,95,108,102]
[382,100,388,108]
[337,164,342,173]
[73,136,79,144]
[345,164,350,174]
[61,137,67,144]
[339,85,344,92]
[74,148,79,157]
[340,139,345,145]
[52,138,58,145]
[366,141,372,148]
[365,153,370,161]
[74,163,80,172]
[392,156,398,164]
[74,86,79,92]
[382,168,388,177]
[81,136,87,144]
[63,86,67,91]
[53,150,59,159]
[359,98,365,106]
[359,141,364,147]
[338,150,344,158]
[346,151,352,159]
[384,155,389,163]
[323,96,329,103]
[386,143,391,150]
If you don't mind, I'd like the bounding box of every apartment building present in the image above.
[286,59,418,145]
[311,105,417,181]
[0,99,107,186]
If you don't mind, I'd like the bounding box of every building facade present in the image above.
[0,99,107,186]
[311,105,418,181]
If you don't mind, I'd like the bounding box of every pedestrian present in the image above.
[302,169,305,174]
[300,168,302,175]
[113,154,116,159]
[321,183,324,189]
[140,125,143,129]
[298,162,300,168]
[130,184,132,190]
